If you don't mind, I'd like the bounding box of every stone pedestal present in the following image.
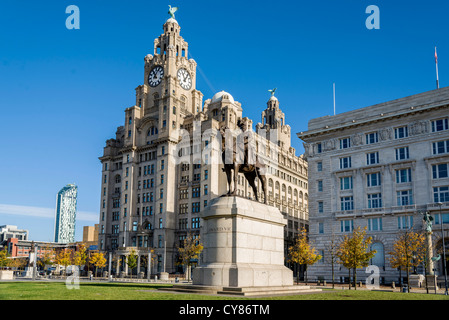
[159,272,169,281]
[0,270,14,280]
[409,274,425,288]
[425,275,439,290]
[192,196,293,287]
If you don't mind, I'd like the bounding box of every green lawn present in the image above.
[0,281,448,300]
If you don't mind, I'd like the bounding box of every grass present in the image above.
[1,281,449,300]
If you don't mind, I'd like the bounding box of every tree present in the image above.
[38,246,55,271]
[90,252,107,277]
[55,248,73,277]
[288,228,322,284]
[126,249,138,278]
[388,229,426,293]
[0,248,10,269]
[73,243,87,275]
[177,234,204,281]
[324,228,340,289]
[336,226,377,290]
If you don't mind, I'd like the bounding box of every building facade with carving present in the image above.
[298,87,449,284]
[97,14,308,276]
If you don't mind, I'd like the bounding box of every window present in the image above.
[368,193,382,208]
[192,187,200,198]
[317,143,322,154]
[112,225,119,234]
[435,213,449,225]
[159,218,163,228]
[431,118,449,132]
[204,185,208,195]
[160,188,164,199]
[192,217,200,229]
[341,220,354,232]
[432,140,449,155]
[180,189,189,199]
[132,221,138,232]
[366,152,379,165]
[434,186,449,203]
[340,137,351,149]
[396,168,412,183]
[395,147,409,160]
[192,202,200,213]
[317,162,323,172]
[318,202,323,213]
[398,215,414,229]
[317,180,323,192]
[161,160,165,170]
[159,203,163,213]
[367,172,381,187]
[204,170,209,180]
[160,174,164,184]
[340,196,354,211]
[397,190,413,206]
[340,176,353,190]
[432,163,449,179]
[394,126,409,139]
[368,218,383,231]
[179,203,188,214]
[318,222,324,234]
[339,157,352,169]
[366,132,378,144]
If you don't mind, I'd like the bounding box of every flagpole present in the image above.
[435,46,440,89]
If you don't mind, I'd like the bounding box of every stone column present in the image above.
[116,255,120,276]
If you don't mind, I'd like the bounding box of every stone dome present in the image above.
[211,91,235,104]
[165,17,178,24]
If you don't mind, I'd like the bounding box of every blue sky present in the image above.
[0,0,447,241]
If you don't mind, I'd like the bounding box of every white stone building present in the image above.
[298,87,449,284]
[97,13,308,276]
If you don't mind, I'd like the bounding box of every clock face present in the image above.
[177,68,192,90]
[148,66,164,87]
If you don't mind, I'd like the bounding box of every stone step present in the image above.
[217,285,322,296]
[158,284,322,297]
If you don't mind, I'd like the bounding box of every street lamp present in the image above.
[437,202,448,295]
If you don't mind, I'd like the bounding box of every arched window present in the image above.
[275,181,280,199]
[115,175,121,184]
[370,242,385,268]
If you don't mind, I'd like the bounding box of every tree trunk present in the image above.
[353,268,357,290]
[348,269,351,290]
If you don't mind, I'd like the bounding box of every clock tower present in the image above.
[133,16,203,142]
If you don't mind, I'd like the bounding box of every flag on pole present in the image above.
[435,46,440,89]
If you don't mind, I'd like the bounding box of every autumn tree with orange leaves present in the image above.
[336,226,377,290]
[388,229,426,292]
[288,228,322,284]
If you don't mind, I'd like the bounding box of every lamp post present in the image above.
[437,202,448,295]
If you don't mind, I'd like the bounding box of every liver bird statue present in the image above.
[268,88,277,96]
[168,5,178,19]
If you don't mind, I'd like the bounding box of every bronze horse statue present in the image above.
[219,124,267,204]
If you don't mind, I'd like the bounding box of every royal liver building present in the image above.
[97,10,308,276]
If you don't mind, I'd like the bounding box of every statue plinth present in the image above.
[192,196,293,287]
